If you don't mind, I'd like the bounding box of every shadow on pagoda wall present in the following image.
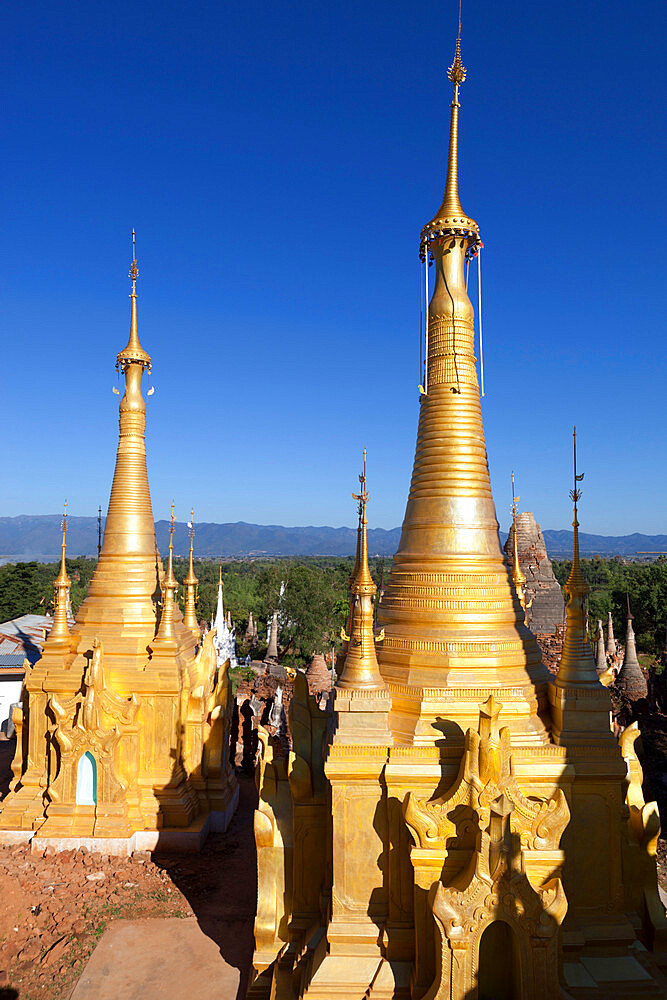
[431,714,466,749]
[0,737,17,799]
[373,790,562,1000]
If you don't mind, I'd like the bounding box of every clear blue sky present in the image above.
[1,1,665,536]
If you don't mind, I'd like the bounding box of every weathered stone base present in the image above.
[0,784,239,857]
[562,953,665,998]
[303,955,411,999]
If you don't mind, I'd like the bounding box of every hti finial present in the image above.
[448,0,467,88]
[570,426,584,508]
[353,448,370,517]
[511,471,520,521]
[129,229,139,284]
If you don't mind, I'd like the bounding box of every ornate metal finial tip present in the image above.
[448,38,467,85]
[129,259,139,282]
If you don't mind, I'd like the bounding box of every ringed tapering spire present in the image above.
[337,453,386,690]
[79,234,160,637]
[616,592,648,701]
[422,8,479,244]
[595,618,607,674]
[553,428,600,687]
[155,504,178,643]
[117,230,151,372]
[377,18,548,745]
[606,610,617,656]
[184,509,200,638]
[48,501,71,645]
[550,429,614,743]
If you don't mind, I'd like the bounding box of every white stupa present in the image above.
[213,570,237,671]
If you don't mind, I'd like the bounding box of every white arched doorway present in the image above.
[76,751,97,805]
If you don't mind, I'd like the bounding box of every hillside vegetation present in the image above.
[1,555,664,665]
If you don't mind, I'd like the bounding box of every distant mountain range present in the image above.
[0,515,665,563]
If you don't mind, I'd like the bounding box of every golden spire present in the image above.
[83,236,159,628]
[116,230,151,373]
[183,509,200,638]
[337,453,386,690]
[510,472,527,611]
[554,428,600,688]
[422,2,479,242]
[349,489,362,589]
[377,10,548,744]
[49,501,71,644]
[155,503,178,642]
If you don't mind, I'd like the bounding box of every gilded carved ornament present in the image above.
[48,639,141,804]
[403,697,570,1000]
[619,722,661,857]
[404,695,569,852]
[618,722,667,947]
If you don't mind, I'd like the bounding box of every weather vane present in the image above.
[570,426,585,507]
[129,229,139,283]
[511,471,520,520]
[352,448,369,515]
[448,0,466,88]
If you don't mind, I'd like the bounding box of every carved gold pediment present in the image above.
[404,696,569,853]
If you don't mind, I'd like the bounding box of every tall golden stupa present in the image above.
[0,245,238,853]
[248,23,666,1000]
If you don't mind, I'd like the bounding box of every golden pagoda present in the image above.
[248,17,666,999]
[0,244,238,854]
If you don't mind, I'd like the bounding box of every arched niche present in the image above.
[478,919,520,1000]
[76,751,97,806]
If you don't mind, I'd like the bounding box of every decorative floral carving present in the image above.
[403,697,569,1000]
[46,638,141,808]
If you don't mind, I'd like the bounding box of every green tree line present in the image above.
[0,555,389,668]
[0,558,97,621]
[552,556,666,658]
[2,555,663,664]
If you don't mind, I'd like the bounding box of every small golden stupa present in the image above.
[0,243,238,854]
[248,21,666,1000]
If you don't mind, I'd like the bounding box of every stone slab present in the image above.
[563,962,597,988]
[71,918,240,1000]
[580,955,652,983]
[0,829,34,845]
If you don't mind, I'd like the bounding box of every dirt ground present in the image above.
[0,740,257,1000]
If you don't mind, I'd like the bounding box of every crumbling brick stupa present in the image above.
[504,511,564,634]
